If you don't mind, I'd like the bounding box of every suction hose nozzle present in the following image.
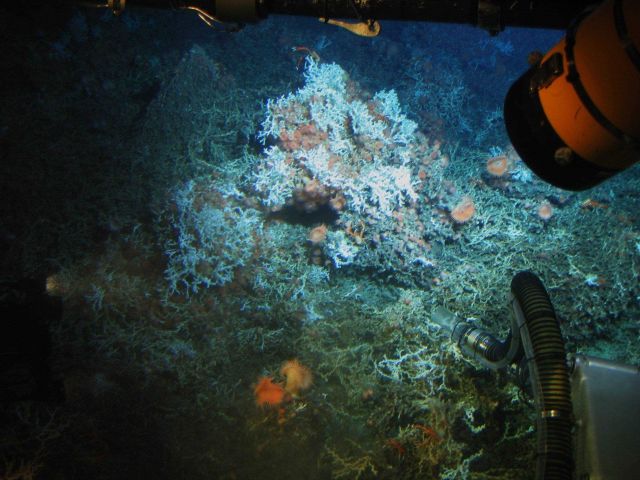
[432,271,573,479]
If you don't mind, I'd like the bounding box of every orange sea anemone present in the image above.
[450,196,476,224]
[486,155,509,177]
[308,224,328,244]
[329,194,347,211]
[537,202,553,221]
[254,376,287,407]
[280,359,313,397]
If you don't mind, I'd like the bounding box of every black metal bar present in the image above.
[60,0,602,31]
[260,0,601,30]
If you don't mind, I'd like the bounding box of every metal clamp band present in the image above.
[613,0,640,72]
[540,409,567,419]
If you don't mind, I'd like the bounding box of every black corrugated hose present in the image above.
[511,271,573,480]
